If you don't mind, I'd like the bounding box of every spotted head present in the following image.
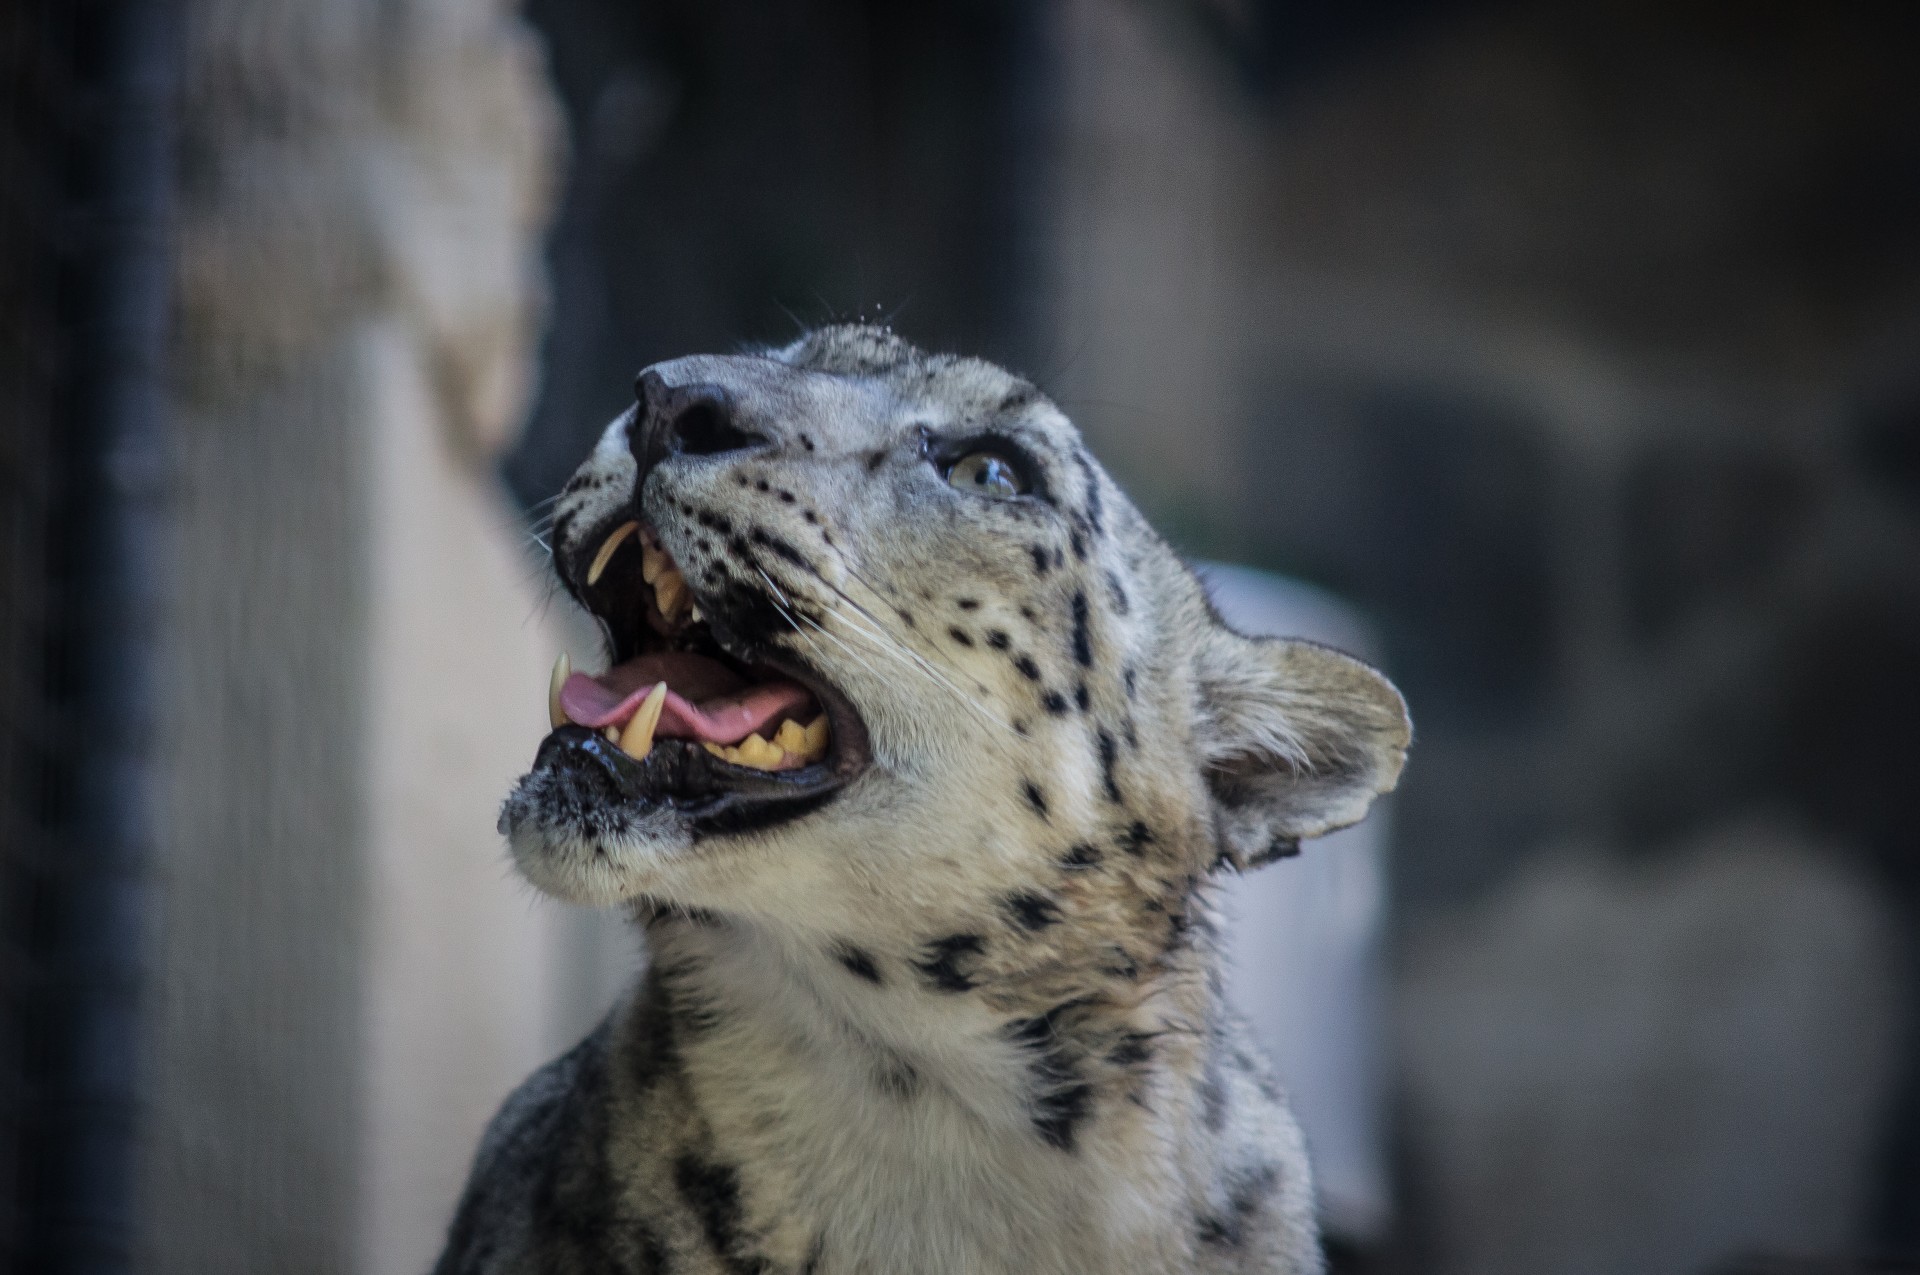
[503,325,1409,963]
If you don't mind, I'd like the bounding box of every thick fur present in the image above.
[442,326,1411,1274]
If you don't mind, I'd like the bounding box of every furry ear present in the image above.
[1191,629,1411,870]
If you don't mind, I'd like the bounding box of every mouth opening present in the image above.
[534,518,869,834]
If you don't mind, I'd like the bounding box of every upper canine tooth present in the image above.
[618,681,669,760]
[803,715,830,757]
[548,652,571,729]
[586,521,639,587]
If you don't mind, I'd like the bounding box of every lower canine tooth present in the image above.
[803,715,830,757]
[548,652,571,729]
[618,682,668,760]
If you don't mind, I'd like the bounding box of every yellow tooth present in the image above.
[586,520,639,587]
[603,725,620,742]
[618,682,669,760]
[803,715,830,757]
[703,742,725,758]
[641,540,669,585]
[733,732,784,770]
[774,719,809,754]
[654,569,687,618]
[689,602,704,624]
[548,652,571,729]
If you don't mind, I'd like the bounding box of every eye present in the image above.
[946,450,1027,499]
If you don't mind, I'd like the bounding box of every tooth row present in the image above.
[703,716,831,771]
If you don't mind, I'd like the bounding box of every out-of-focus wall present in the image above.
[142,3,577,1272]
[1044,0,1920,1266]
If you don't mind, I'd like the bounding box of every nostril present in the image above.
[670,398,766,457]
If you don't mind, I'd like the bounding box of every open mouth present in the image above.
[532,517,870,835]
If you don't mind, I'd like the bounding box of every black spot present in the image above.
[1123,717,1137,749]
[674,1154,772,1274]
[1102,946,1140,980]
[986,629,1011,650]
[755,478,770,492]
[1030,544,1051,576]
[1074,450,1105,536]
[747,526,810,570]
[799,434,816,451]
[956,597,980,610]
[1196,1164,1281,1249]
[1260,836,1301,865]
[999,385,1038,413]
[876,1055,919,1099]
[1004,891,1061,931]
[866,450,887,472]
[1069,530,1086,561]
[1097,729,1121,802]
[1123,666,1136,699]
[1062,842,1102,869]
[1198,1064,1227,1133]
[1074,682,1090,712]
[696,509,734,535]
[1119,820,1155,856]
[1041,691,1069,715]
[1024,781,1049,818]
[1070,591,1093,666]
[777,489,796,503]
[1013,719,1029,736]
[1014,655,1042,681]
[1007,1006,1095,1151]
[802,1236,826,1275]
[1019,605,1037,623]
[1196,1215,1236,1248]
[803,509,818,524]
[832,944,882,984]
[895,609,916,628]
[1110,1033,1153,1067]
[1105,570,1129,614]
[948,626,974,647]
[915,933,985,993]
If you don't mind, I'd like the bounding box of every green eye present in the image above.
[946,451,1026,499]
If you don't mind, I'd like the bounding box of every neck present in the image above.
[625,905,1222,1273]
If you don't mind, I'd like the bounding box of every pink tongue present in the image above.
[559,651,815,746]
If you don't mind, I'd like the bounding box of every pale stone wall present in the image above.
[142,3,587,1272]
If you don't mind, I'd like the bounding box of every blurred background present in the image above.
[4,1,1918,1272]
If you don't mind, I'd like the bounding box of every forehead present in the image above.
[765,325,1081,450]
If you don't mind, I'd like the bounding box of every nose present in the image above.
[631,371,771,477]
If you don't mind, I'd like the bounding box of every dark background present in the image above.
[5,1,1919,1271]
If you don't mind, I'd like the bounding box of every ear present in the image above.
[1191,629,1411,871]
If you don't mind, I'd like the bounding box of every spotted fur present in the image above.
[446,326,1411,1274]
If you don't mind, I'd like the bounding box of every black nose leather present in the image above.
[632,372,770,480]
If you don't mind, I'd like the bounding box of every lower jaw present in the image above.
[526,726,851,837]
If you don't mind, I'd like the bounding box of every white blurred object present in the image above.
[1199,562,1393,1244]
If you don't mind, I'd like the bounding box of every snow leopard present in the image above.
[436,325,1410,1275]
